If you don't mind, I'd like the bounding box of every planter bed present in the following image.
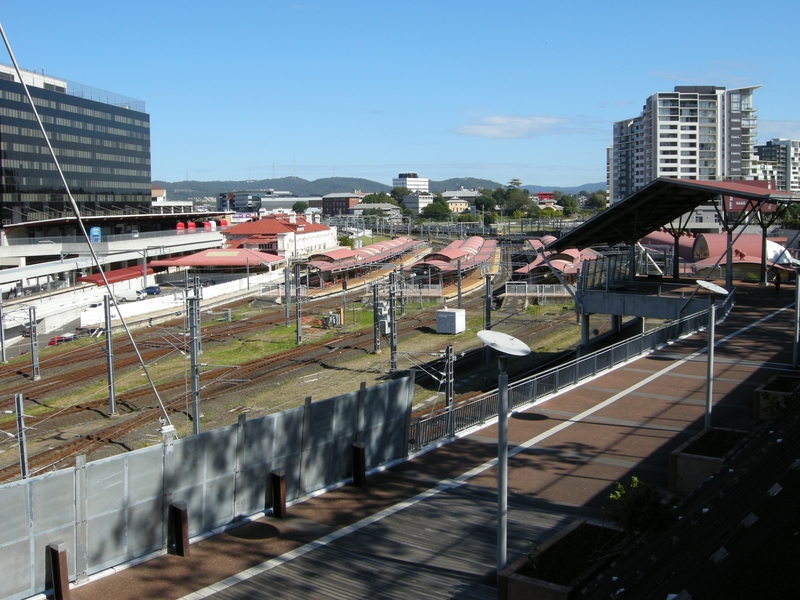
[498,519,626,600]
[753,375,800,420]
[669,427,747,494]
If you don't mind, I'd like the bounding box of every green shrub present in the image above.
[604,476,676,538]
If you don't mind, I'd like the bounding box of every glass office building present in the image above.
[0,63,151,226]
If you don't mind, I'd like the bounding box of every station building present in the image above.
[0,63,152,228]
[0,62,224,296]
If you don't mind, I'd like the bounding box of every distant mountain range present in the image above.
[153,176,607,201]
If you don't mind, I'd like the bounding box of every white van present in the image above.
[116,289,146,302]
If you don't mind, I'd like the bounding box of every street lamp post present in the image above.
[477,330,531,575]
[697,280,729,429]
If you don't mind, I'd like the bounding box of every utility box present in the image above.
[436,307,466,334]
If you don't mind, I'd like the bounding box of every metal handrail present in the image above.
[409,290,736,451]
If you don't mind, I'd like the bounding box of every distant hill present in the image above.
[429,177,502,193]
[522,183,607,195]
[152,177,392,201]
[153,177,607,201]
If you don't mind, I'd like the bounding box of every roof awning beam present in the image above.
[538,250,582,310]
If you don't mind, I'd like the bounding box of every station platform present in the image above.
[66,281,800,600]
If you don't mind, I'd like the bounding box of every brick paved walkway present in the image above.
[68,283,796,600]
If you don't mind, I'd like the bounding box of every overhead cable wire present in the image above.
[0,23,173,429]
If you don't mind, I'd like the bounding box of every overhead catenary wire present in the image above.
[0,24,174,430]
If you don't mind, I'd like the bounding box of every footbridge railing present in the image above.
[408,290,736,451]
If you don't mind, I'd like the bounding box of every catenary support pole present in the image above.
[0,301,6,364]
[399,266,405,316]
[15,393,28,479]
[189,293,201,435]
[389,272,397,372]
[484,274,492,372]
[295,263,302,345]
[446,344,455,437]
[485,274,492,330]
[373,284,380,353]
[284,262,291,327]
[29,306,40,381]
[342,283,347,332]
[105,296,116,416]
[457,258,462,309]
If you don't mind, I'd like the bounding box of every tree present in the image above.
[539,207,559,219]
[502,187,533,216]
[390,187,411,204]
[338,235,354,249]
[587,192,608,210]
[421,201,451,220]
[362,192,391,204]
[558,194,578,217]
[781,203,800,229]
[474,194,496,223]
[508,178,522,189]
[292,201,309,214]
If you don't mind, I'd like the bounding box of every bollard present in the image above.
[352,442,366,488]
[47,541,71,600]
[271,469,286,519]
[169,502,190,557]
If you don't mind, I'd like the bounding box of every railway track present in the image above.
[0,264,567,483]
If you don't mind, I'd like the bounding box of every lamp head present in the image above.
[477,330,531,357]
[696,280,729,295]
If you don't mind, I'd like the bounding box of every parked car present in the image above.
[48,333,77,346]
[143,285,161,295]
[116,290,147,302]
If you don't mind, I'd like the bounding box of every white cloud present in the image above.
[453,115,569,139]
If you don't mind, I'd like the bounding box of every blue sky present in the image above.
[2,1,798,188]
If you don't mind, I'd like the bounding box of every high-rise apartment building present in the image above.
[755,138,800,194]
[609,86,760,204]
[0,63,151,226]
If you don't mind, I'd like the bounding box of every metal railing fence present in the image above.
[409,290,735,451]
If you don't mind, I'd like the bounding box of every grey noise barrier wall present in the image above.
[0,373,414,600]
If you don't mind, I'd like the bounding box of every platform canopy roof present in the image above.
[545,178,798,253]
[148,248,284,268]
[77,266,154,286]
